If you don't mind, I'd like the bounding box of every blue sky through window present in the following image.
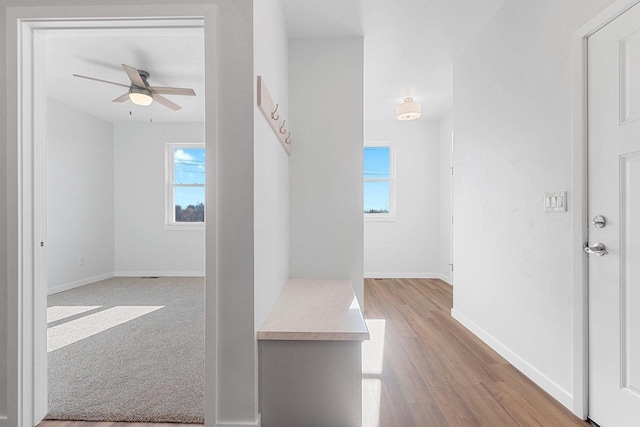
[174,148,205,208]
[364,147,390,213]
[364,147,389,179]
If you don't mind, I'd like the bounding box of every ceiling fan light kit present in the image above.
[129,86,153,106]
[73,63,196,111]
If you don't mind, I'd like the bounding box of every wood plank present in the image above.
[363,278,591,427]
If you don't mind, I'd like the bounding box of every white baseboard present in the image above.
[114,271,205,277]
[218,414,261,427]
[47,272,114,295]
[438,274,452,284]
[48,271,205,295]
[450,308,573,409]
[364,273,442,279]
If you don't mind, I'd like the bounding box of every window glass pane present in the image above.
[364,181,390,214]
[174,187,205,222]
[364,147,390,179]
[174,148,205,185]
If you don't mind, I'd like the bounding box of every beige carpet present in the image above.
[46,277,204,423]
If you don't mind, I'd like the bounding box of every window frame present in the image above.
[165,142,206,230]
[364,141,396,221]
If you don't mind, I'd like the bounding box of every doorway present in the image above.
[573,0,640,424]
[44,25,206,421]
[7,8,217,426]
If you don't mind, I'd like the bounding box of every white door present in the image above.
[588,3,640,426]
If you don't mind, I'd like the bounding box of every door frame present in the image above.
[5,5,217,427]
[572,0,640,418]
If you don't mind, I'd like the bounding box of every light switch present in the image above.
[544,192,567,212]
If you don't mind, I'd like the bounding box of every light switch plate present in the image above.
[544,192,567,212]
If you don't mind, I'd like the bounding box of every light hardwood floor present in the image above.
[363,278,590,427]
[40,278,590,427]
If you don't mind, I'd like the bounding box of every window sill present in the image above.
[164,223,206,231]
[364,215,397,222]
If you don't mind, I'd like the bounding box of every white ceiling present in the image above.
[46,28,205,124]
[283,0,507,121]
[45,0,506,124]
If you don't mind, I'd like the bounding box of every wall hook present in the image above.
[257,76,291,154]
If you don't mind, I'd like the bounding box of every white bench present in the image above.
[258,279,370,427]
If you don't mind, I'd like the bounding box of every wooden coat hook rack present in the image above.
[257,76,291,154]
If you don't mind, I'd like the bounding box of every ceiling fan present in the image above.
[73,64,196,111]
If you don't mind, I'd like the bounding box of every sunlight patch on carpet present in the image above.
[47,306,101,323]
[48,306,164,352]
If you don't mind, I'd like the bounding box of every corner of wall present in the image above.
[45,98,115,293]
[438,274,452,285]
[438,112,453,283]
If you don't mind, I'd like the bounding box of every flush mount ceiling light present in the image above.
[396,97,421,121]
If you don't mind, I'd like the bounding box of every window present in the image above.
[364,142,396,220]
[166,143,205,228]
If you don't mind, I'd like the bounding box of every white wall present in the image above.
[212,1,258,425]
[438,113,452,283]
[2,2,257,426]
[364,119,441,279]
[253,1,290,420]
[253,0,289,331]
[289,37,364,304]
[451,0,615,411]
[46,106,207,285]
[0,3,8,410]
[113,122,205,276]
[46,98,115,293]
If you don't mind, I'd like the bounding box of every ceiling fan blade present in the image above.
[122,64,146,87]
[73,74,129,88]
[153,93,182,111]
[149,86,196,96]
[112,92,130,103]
